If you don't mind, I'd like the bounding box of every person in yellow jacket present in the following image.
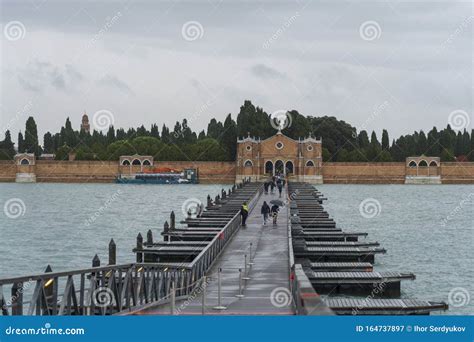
[240,202,249,226]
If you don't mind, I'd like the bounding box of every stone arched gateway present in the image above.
[405,156,441,183]
[235,131,322,183]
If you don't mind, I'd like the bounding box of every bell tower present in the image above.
[80,111,90,133]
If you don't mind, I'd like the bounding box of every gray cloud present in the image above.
[1,1,471,141]
[16,60,84,93]
[250,64,287,80]
[97,74,133,95]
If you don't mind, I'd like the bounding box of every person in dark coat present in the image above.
[276,178,283,198]
[261,201,271,225]
[270,181,275,194]
[271,204,279,225]
[240,202,249,226]
[264,181,269,194]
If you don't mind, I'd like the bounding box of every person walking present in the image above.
[264,181,269,194]
[276,178,283,198]
[240,202,249,227]
[271,204,279,225]
[261,201,271,225]
[270,181,275,194]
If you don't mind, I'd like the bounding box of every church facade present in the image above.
[235,131,323,183]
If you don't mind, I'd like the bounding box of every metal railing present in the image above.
[0,182,263,316]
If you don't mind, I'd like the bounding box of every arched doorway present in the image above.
[265,161,273,175]
[275,160,284,176]
[285,161,294,175]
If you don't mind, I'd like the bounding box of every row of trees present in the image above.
[1,100,473,162]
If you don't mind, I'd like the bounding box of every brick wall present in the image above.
[0,160,472,184]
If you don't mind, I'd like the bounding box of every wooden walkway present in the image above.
[139,187,294,315]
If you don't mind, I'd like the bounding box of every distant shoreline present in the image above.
[1,160,473,184]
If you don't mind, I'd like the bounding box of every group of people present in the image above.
[263,175,285,198]
[240,174,286,227]
[240,198,280,226]
[260,201,279,225]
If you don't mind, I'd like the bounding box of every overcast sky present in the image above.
[1,0,472,143]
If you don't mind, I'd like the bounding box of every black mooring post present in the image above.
[92,254,100,267]
[170,211,175,229]
[109,239,116,265]
[147,229,153,245]
[43,265,54,315]
[136,233,143,262]
[163,221,170,242]
[11,282,23,315]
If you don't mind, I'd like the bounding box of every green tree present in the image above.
[221,114,237,160]
[381,129,389,150]
[24,117,40,156]
[17,131,24,153]
[0,130,15,159]
[43,132,54,153]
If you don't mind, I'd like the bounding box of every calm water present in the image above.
[0,183,472,314]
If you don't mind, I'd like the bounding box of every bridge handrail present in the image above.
[186,183,263,275]
[0,181,263,316]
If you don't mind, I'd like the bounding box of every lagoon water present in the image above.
[0,183,472,314]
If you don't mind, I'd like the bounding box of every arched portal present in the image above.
[244,160,253,167]
[418,160,428,167]
[122,159,131,166]
[20,158,30,165]
[132,159,141,165]
[265,161,273,175]
[285,161,294,175]
[408,161,417,168]
[142,159,151,166]
[275,160,284,175]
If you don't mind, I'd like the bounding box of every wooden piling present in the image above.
[92,254,100,267]
[11,282,23,315]
[109,239,116,265]
[170,211,176,230]
[147,230,153,245]
[136,234,143,262]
